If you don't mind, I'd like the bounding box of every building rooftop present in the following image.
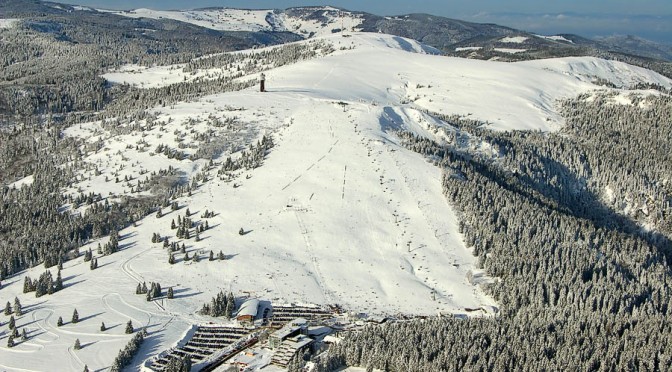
[270,318,308,340]
[237,298,260,318]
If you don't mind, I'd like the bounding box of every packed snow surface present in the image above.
[2,32,671,371]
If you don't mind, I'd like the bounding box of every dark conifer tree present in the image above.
[23,276,33,293]
[125,320,134,334]
[225,292,235,318]
[71,308,79,324]
[13,297,21,316]
[55,269,63,291]
[57,316,63,327]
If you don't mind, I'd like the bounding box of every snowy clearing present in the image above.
[500,36,528,43]
[535,34,574,43]
[455,46,483,51]
[0,19,20,29]
[494,48,527,54]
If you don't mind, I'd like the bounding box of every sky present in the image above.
[68,0,672,43]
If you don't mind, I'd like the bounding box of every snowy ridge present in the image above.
[104,33,670,131]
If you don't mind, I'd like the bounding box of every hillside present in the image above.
[1,2,672,370]
[1,30,670,370]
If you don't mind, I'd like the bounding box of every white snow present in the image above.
[536,34,574,43]
[494,48,527,54]
[500,36,528,43]
[455,46,482,52]
[519,57,672,90]
[0,19,20,29]
[9,175,34,189]
[2,31,671,371]
[104,33,671,132]
[279,8,364,37]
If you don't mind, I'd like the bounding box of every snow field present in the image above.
[500,36,529,43]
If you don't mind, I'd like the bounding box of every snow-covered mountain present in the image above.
[103,33,670,131]
[2,29,670,370]
[104,6,367,38]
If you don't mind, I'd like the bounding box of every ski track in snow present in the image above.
[68,346,85,371]
[293,207,332,303]
[32,309,60,343]
[121,246,149,284]
[102,293,150,328]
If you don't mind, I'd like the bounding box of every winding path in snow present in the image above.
[120,246,150,284]
[32,309,60,343]
[102,293,150,328]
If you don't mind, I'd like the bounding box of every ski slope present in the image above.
[2,32,670,372]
